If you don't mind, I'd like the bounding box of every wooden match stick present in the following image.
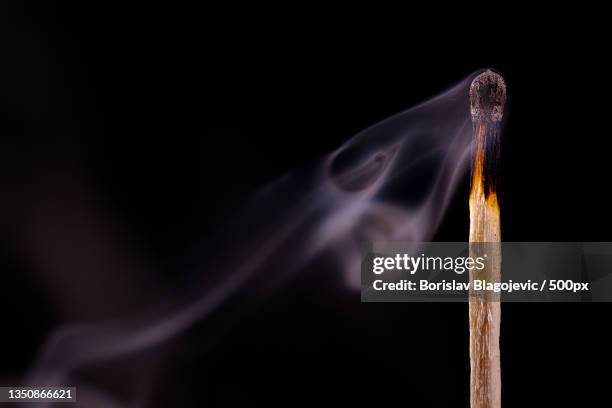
[468,70,506,408]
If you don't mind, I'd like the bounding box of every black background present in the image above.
[1,4,610,407]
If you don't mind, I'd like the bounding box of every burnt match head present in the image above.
[470,70,506,123]
[469,70,506,200]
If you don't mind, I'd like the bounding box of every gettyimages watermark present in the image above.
[361,242,612,302]
[372,253,487,275]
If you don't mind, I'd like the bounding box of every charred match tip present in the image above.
[470,70,506,123]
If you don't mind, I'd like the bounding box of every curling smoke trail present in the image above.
[25,71,482,407]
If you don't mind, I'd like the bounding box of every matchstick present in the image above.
[468,70,506,408]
